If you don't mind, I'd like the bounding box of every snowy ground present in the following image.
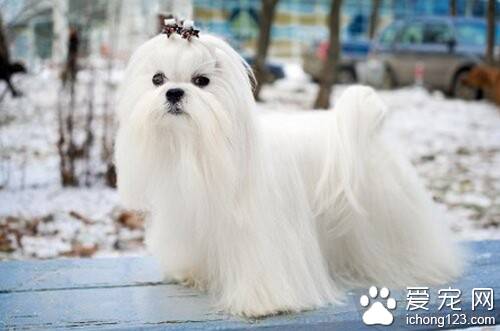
[1,63,499,260]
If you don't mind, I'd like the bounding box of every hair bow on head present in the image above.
[162,18,179,37]
[162,18,200,40]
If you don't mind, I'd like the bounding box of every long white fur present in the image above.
[115,33,465,317]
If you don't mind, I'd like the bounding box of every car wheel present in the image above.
[452,69,481,100]
[336,68,357,84]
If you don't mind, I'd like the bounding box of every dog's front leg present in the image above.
[210,207,338,318]
[145,211,207,291]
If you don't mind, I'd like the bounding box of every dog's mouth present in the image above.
[167,103,184,115]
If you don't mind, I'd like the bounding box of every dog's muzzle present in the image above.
[166,88,185,115]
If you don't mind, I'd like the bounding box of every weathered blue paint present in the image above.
[0,241,499,330]
[0,257,164,293]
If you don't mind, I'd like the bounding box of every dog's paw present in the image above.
[222,290,310,318]
[227,305,294,319]
[165,273,206,291]
[180,277,206,291]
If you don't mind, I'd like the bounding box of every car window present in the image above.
[455,21,487,46]
[399,22,424,44]
[378,23,400,46]
[455,22,500,46]
[423,23,453,44]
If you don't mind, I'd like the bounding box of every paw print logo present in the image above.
[360,286,397,326]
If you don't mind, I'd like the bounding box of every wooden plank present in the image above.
[0,241,499,330]
[2,240,498,293]
[0,257,164,293]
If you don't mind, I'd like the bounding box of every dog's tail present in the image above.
[314,86,386,228]
[316,85,466,286]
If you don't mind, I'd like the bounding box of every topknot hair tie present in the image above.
[161,17,199,40]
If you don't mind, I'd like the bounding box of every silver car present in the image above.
[361,17,500,99]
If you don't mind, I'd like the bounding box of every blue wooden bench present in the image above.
[1,241,499,330]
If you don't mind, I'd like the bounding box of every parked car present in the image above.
[244,56,285,82]
[302,39,371,84]
[358,17,500,99]
[227,37,286,83]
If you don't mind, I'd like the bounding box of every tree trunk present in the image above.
[486,0,496,65]
[0,13,10,64]
[101,0,122,188]
[253,0,279,100]
[57,26,81,187]
[314,0,342,109]
[368,0,381,39]
[450,0,457,16]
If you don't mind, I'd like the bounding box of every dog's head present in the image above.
[115,32,257,210]
[117,33,256,142]
[9,62,27,74]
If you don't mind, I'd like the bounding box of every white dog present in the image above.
[115,27,464,317]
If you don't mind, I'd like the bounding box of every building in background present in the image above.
[2,0,500,66]
[194,0,500,58]
[3,0,166,69]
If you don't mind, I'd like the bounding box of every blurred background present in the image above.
[0,0,499,260]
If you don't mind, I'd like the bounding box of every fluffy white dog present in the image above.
[115,28,464,317]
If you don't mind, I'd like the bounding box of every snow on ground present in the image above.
[1,63,499,260]
[0,67,142,260]
[381,88,500,240]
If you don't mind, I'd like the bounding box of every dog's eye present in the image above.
[192,75,210,87]
[152,72,166,86]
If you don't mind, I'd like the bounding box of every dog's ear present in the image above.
[202,35,256,97]
[243,59,257,92]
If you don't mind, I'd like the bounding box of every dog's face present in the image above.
[114,33,257,213]
[117,34,255,140]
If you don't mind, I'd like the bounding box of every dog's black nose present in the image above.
[166,88,184,103]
